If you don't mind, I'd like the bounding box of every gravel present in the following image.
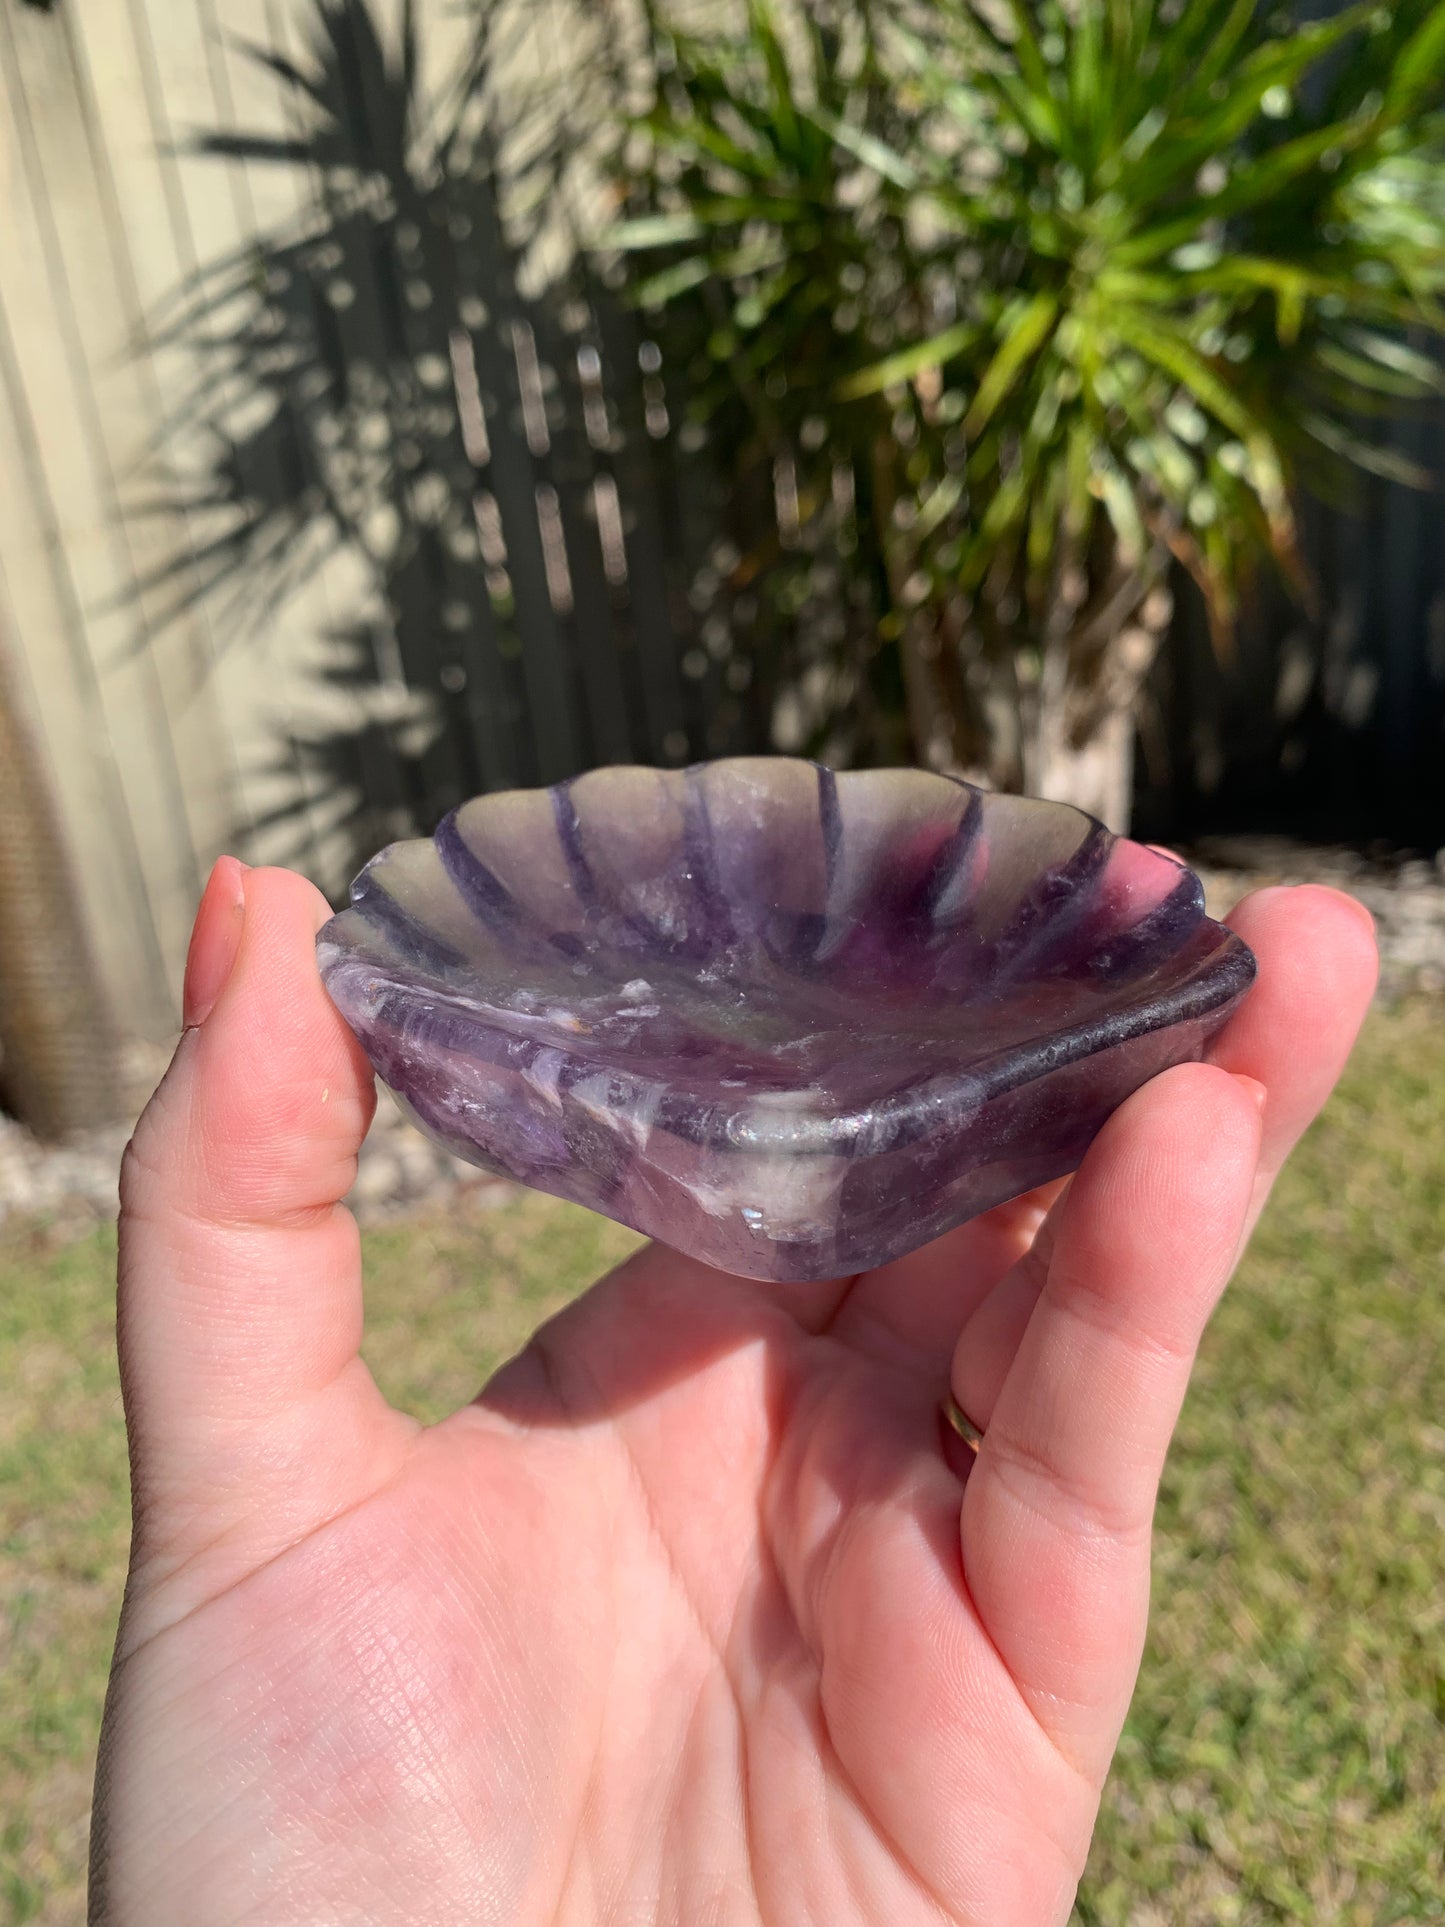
[1187,838,1445,1001]
[3,842,1441,1233]
[0,1071,514,1236]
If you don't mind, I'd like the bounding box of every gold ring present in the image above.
[942,1392,984,1455]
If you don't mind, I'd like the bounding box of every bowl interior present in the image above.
[339,760,1218,1109]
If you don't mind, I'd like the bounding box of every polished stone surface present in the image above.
[317,760,1256,1280]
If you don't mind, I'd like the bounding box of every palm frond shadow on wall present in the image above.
[140,0,754,896]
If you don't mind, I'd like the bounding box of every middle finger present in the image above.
[827,1179,1069,1374]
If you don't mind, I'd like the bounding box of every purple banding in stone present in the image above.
[317,759,1256,1281]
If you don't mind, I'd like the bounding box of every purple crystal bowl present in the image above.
[317,760,1255,1281]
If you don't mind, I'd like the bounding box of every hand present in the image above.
[91,862,1376,1926]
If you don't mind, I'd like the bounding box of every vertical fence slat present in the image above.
[463,208,585,782]
[534,322,634,767]
[590,295,692,764]
[0,294,174,1037]
[0,2,205,1021]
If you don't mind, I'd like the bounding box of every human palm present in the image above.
[91,866,1376,1926]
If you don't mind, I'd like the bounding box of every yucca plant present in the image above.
[608,0,934,760]
[609,0,1445,824]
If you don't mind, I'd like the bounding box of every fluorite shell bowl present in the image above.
[317,760,1255,1281]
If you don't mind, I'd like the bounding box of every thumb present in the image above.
[117,862,415,1616]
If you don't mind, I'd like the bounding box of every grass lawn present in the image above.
[3,1000,1443,1924]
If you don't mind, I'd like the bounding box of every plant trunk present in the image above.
[1023,696,1136,832]
[1015,563,1170,833]
[0,627,124,1138]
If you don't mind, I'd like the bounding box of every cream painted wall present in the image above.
[0,0,485,1038]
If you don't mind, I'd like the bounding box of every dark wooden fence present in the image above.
[1139,444,1445,851]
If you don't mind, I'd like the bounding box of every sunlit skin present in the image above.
[90,861,1376,1926]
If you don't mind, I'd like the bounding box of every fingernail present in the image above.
[183,857,248,1030]
[1338,889,1377,942]
[1234,1075,1268,1114]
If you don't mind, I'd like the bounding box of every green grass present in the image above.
[1082,998,1445,1925]
[3,1002,1443,1924]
